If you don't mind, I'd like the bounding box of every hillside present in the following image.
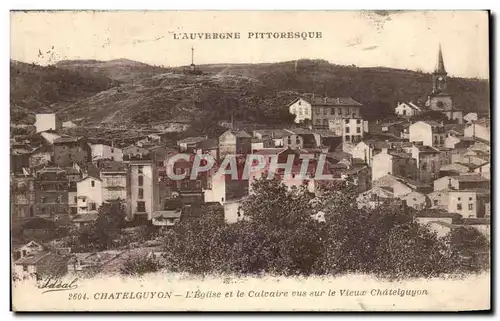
[11,59,490,128]
[55,59,170,82]
[10,60,116,123]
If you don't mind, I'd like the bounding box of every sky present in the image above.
[10,11,489,79]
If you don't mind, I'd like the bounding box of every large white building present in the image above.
[288,98,312,123]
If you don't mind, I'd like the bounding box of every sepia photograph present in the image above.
[9,10,491,311]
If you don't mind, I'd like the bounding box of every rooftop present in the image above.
[177,136,207,145]
[309,97,363,107]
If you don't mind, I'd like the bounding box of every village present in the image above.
[10,46,491,280]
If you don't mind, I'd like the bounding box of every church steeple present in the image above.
[435,44,447,75]
[432,44,447,94]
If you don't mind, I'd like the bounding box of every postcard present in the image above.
[10,10,490,312]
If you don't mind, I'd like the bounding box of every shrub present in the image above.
[120,254,162,276]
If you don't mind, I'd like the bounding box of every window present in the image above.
[469,197,473,201]
[458,197,461,201]
[315,108,320,115]
[23,265,28,272]
[137,201,146,212]
[288,137,292,144]
[345,127,350,133]
[457,203,462,211]
[344,119,349,124]
[138,166,143,174]
[323,108,327,115]
[433,200,438,206]
[91,180,95,187]
[315,119,320,125]
[298,101,301,106]
[71,207,77,214]
[356,119,361,124]
[90,203,97,211]
[403,110,407,116]
[323,119,328,126]
[345,135,350,142]
[138,188,144,199]
[196,180,202,189]
[157,161,163,167]
[356,127,361,134]
[468,204,473,211]
[138,176,143,186]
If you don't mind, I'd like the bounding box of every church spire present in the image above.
[435,44,446,74]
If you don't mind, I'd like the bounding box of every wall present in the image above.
[409,122,432,146]
[76,177,103,214]
[129,162,155,220]
[448,191,479,218]
[289,98,312,123]
[464,124,490,142]
[371,153,393,181]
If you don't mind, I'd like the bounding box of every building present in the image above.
[288,97,312,123]
[11,173,36,226]
[99,161,128,203]
[399,191,429,210]
[310,96,363,127]
[66,167,81,215]
[425,45,463,124]
[251,137,274,152]
[283,128,321,150]
[433,174,490,191]
[395,102,423,118]
[439,163,472,177]
[53,136,92,167]
[463,113,478,124]
[448,189,490,219]
[91,143,123,162]
[127,156,157,221]
[427,190,450,210]
[473,162,490,180]
[152,209,182,227]
[168,155,226,206]
[177,136,208,152]
[253,129,289,147]
[76,176,103,215]
[444,135,476,149]
[29,144,53,168]
[34,167,69,223]
[35,113,61,133]
[357,186,396,209]
[409,120,446,147]
[464,119,490,142]
[218,130,252,158]
[12,241,44,261]
[371,148,417,181]
[328,118,364,144]
[410,143,450,183]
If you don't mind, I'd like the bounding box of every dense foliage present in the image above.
[160,178,490,278]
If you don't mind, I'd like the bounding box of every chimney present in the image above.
[448,177,453,189]
[324,97,327,103]
[381,147,388,154]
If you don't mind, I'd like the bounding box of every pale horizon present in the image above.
[11,11,489,79]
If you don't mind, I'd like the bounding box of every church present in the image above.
[425,45,464,124]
